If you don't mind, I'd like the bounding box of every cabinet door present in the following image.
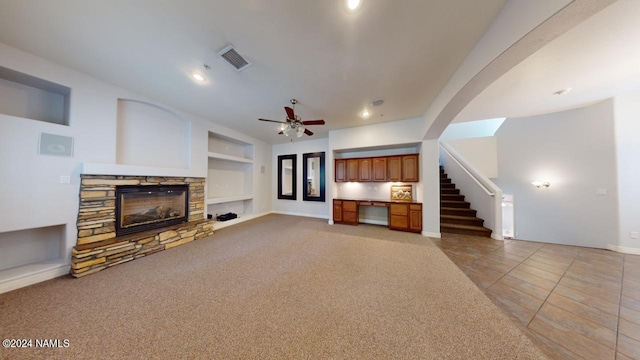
[335,159,346,182]
[387,156,402,182]
[402,155,419,182]
[409,204,422,232]
[342,201,358,225]
[389,203,408,230]
[358,158,372,181]
[372,157,387,182]
[333,200,343,222]
[346,159,359,182]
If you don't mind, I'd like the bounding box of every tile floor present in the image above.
[432,233,640,360]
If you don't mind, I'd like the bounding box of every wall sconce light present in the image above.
[531,181,550,188]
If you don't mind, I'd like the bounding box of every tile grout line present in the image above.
[615,254,625,357]
[484,241,547,291]
[525,245,581,329]
[496,243,584,359]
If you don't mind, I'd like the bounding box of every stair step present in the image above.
[440,178,452,184]
[441,188,460,195]
[440,183,455,189]
[440,200,470,209]
[441,207,477,216]
[440,214,485,226]
[441,194,465,201]
[441,223,492,237]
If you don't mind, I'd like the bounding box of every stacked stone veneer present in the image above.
[71,175,213,277]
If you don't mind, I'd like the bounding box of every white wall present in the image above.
[272,138,329,218]
[613,92,640,251]
[0,42,271,289]
[494,100,619,248]
[445,137,498,179]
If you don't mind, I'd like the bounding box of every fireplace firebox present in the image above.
[115,185,189,236]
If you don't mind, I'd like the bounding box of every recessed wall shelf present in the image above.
[0,66,70,125]
[207,132,255,225]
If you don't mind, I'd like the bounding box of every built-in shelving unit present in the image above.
[207,132,255,226]
[0,225,69,294]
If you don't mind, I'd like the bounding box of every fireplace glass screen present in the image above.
[115,185,189,236]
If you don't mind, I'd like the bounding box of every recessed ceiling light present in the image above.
[372,98,384,107]
[360,109,371,119]
[553,88,572,95]
[191,72,206,82]
[347,0,361,10]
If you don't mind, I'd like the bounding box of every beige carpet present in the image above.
[0,215,546,359]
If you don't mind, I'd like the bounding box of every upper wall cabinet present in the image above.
[0,66,70,125]
[401,154,419,182]
[335,154,419,182]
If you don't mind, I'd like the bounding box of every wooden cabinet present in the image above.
[335,159,346,182]
[333,200,343,222]
[372,157,387,182]
[389,203,422,233]
[346,159,359,182]
[358,158,372,181]
[334,200,358,225]
[335,154,419,183]
[409,204,422,232]
[389,203,409,230]
[387,156,402,182]
[402,155,419,182]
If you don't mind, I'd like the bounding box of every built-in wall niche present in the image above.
[0,225,65,274]
[0,66,70,125]
[116,99,190,169]
[206,131,254,225]
[207,158,253,199]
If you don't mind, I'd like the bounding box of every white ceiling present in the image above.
[454,0,640,123]
[0,0,506,144]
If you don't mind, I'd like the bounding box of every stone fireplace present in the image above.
[71,175,213,277]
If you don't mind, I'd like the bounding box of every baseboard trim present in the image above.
[491,234,505,241]
[359,219,388,226]
[607,244,640,255]
[0,265,70,295]
[422,231,441,238]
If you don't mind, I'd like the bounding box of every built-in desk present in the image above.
[333,198,422,233]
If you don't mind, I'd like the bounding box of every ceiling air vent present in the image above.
[217,45,252,72]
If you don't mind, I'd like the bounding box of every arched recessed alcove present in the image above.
[116,99,190,169]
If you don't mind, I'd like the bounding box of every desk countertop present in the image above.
[333,198,422,205]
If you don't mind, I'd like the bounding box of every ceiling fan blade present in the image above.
[304,128,314,136]
[258,118,287,124]
[301,120,325,126]
[285,106,295,120]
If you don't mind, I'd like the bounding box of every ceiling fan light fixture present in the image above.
[296,126,304,137]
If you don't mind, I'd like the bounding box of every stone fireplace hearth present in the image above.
[71,175,213,277]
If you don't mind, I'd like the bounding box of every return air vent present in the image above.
[217,45,252,72]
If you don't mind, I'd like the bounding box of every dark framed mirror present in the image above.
[277,154,297,200]
[303,152,325,202]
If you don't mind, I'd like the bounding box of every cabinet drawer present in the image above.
[343,201,357,212]
[390,215,408,229]
[410,204,422,211]
[389,204,408,216]
[343,211,358,224]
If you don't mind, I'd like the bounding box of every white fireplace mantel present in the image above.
[81,163,206,178]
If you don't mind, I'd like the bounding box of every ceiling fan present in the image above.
[258,99,325,137]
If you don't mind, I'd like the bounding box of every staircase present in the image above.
[440,166,492,237]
